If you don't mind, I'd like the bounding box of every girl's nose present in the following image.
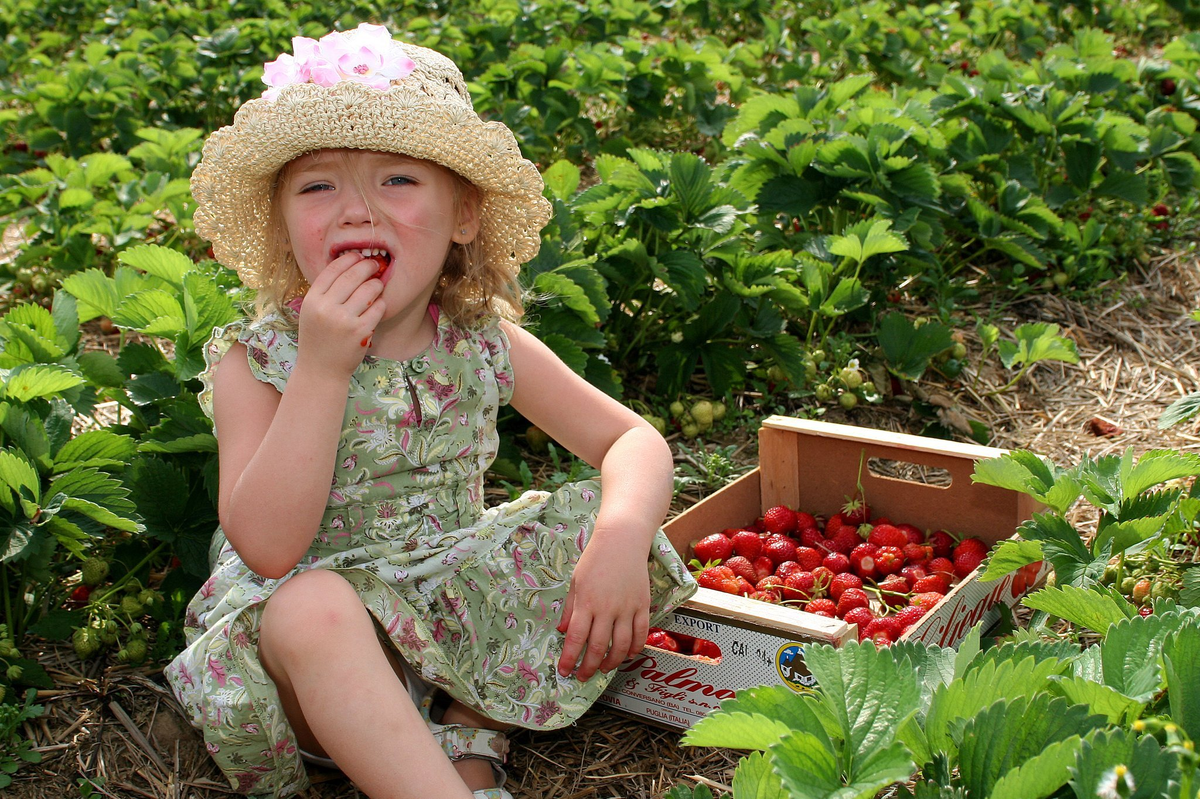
[338,189,373,225]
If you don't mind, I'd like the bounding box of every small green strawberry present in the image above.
[669,400,686,418]
[120,594,145,617]
[690,400,714,430]
[81,557,109,587]
[122,637,149,664]
[72,627,101,660]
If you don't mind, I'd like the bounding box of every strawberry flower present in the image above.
[260,23,417,101]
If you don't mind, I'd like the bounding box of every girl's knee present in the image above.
[261,569,367,645]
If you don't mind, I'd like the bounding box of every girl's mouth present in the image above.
[336,247,393,282]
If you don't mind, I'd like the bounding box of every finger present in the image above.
[575,618,615,681]
[557,607,590,678]
[307,250,369,294]
[557,590,574,634]
[597,619,632,674]
[630,612,650,662]
[324,257,385,305]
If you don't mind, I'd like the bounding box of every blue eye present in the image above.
[386,176,415,186]
[298,182,333,193]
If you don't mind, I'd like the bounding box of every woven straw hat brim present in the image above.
[191,79,552,290]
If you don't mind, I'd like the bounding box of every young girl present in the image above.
[164,23,696,799]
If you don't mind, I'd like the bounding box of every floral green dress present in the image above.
[164,306,696,797]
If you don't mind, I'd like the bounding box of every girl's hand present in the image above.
[556,530,652,681]
[294,254,386,378]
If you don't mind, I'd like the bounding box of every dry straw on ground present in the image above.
[9,250,1200,799]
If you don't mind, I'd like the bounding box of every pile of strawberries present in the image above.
[688,499,991,646]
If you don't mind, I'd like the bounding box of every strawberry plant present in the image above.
[0,687,43,789]
[673,602,1200,799]
[972,447,1200,597]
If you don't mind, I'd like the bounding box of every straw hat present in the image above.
[190,24,552,291]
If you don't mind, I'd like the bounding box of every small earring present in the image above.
[460,227,467,234]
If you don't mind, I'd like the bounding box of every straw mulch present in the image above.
[8,250,1200,799]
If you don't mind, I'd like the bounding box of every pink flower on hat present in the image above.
[260,23,416,100]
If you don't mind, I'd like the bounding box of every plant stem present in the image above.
[94,542,168,605]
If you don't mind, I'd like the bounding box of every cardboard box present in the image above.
[598,416,1044,729]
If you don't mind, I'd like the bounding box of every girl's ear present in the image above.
[452,187,481,244]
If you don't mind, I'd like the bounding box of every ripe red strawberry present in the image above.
[928,557,955,577]
[829,572,863,601]
[898,523,924,544]
[836,587,871,617]
[841,494,871,525]
[749,589,781,603]
[646,629,680,652]
[763,536,798,565]
[843,606,876,632]
[875,546,905,576]
[893,604,929,633]
[692,638,722,659]
[757,574,785,592]
[928,530,955,558]
[953,549,984,578]
[954,537,988,559]
[70,585,92,604]
[1138,605,1154,617]
[823,552,851,574]
[877,575,910,606]
[730,529,763,560]
[825,513,845,534]
[849,543,880,580]
[762,505,798,535]
[693,533,733,563]
[698,565,740,593]
[828,525,863,555]
[724,555,757,584]
[775,560,802,580]
[734,577,754,596]
[364,253,389,278]
[912,574,951,594]
[782,571,817,601]
[910,591,945,609]
[798,527,826,549]
[900,564,927,584]
[811,566,835,592]
[903,543,933,565]
[864,616,903,640]
[805,598,838,617]
[794,546,823,571]
[752,555,775,582]
[867,524,908,548]
[870,630,895,647]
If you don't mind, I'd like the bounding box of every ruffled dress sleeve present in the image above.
[196,312,300,427]
[475,316,515,407]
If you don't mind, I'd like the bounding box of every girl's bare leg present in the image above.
[258,568,475,799]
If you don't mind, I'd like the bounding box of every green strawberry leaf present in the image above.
[183,271,239,343]
[1100,611,1187,702]
[804,641,922,771]
[728,751,789,799]
[877,312,953,381]
[53,429,137,472]
[0,448,40,514]
[117,242,192,289]
[1068,728,1180,799]
[60,268,119,322]
[978,538,1044,582]
[996,323,1079,369]
[1,404,52,474]
[1162,619,1200,742]
[925,656,1064,759]
[1180,569,1200,609]
[1022,584,1136,634]
[957,695,1103,799]
[534,273,600,325]
[827,218,908,265]
[1049,676,1145,725]
[75,350,125,388]
[542,159,581,202]
[770,731,912,799]
[683,685,833,751]
[111,289,185,335]
[1,365,85,402]
[1160,390,1200,430]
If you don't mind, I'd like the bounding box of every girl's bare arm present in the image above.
[504,322,675,681]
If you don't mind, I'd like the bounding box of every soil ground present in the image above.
[7,250,1200,799]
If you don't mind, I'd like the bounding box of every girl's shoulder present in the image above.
[197,310,299,420]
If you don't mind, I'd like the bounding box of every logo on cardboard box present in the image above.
[776,643,816,690]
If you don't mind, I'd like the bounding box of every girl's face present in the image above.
[277,149,477,319]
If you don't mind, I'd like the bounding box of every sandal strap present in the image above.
[474,789,514,799]
[417,693,510,765]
